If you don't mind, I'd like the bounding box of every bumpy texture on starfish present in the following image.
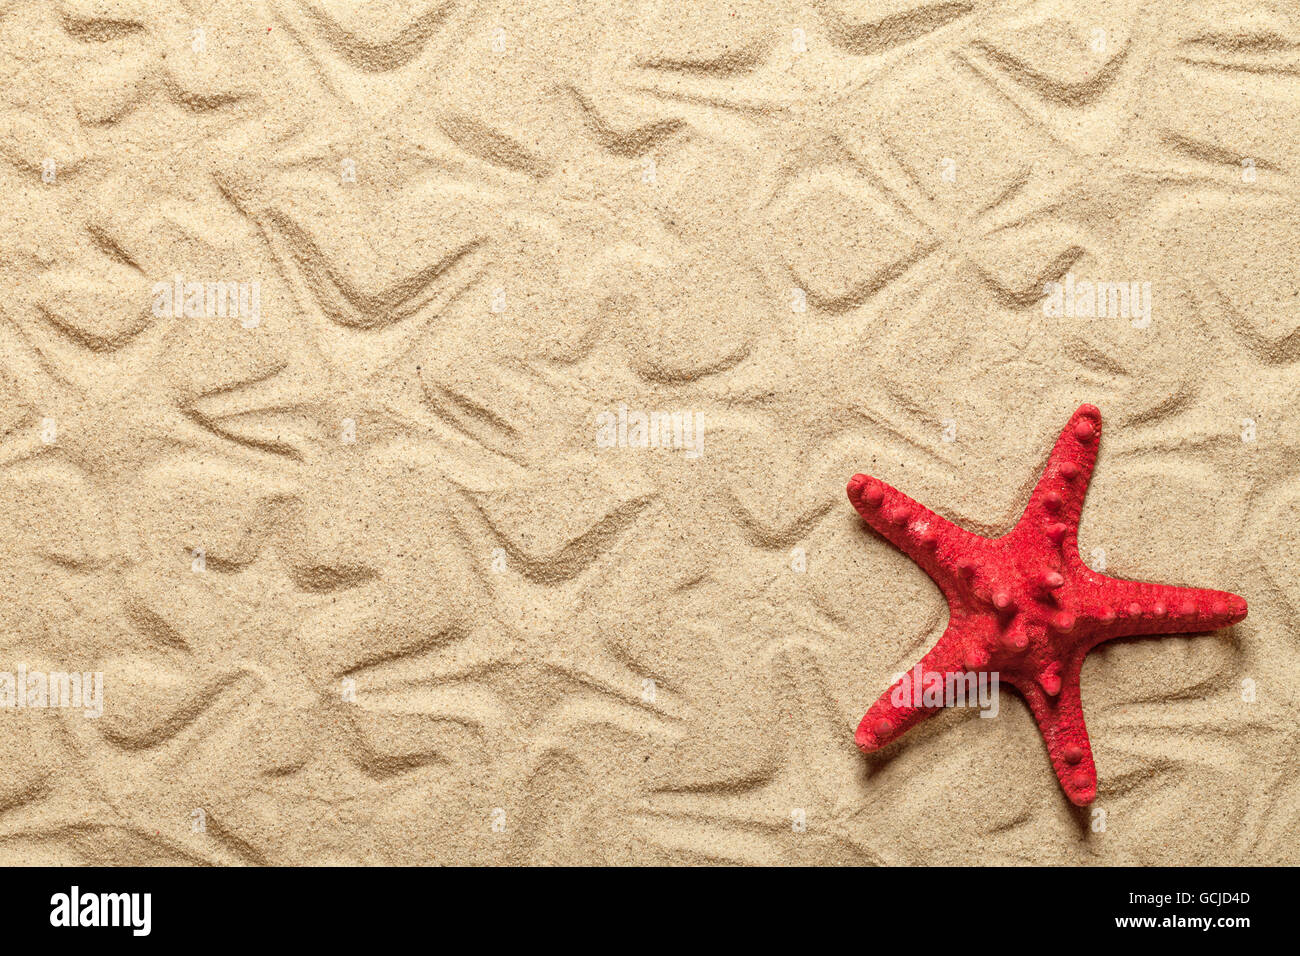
[847,404,1247,806]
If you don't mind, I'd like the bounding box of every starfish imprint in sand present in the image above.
[846,404,1248,806]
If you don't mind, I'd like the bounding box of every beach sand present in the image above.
[0,0,1296,865]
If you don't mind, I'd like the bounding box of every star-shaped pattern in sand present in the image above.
[847,404,1248,805]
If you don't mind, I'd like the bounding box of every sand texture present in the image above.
[1,0,1298,865]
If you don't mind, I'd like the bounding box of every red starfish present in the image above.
[847,404,1247,806]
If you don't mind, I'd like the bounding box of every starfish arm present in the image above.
[854,626,967,752]
[847,474,988,596]
[1018,656,1098,806]
[1019,404,1102,547]
[1084,576,1248,639]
